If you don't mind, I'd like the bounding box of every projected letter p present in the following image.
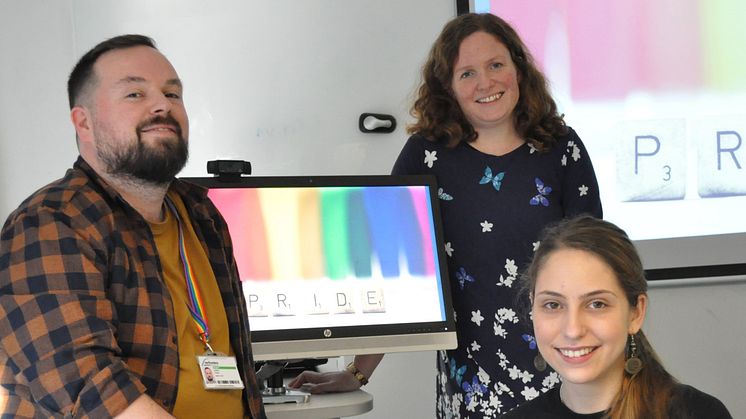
[635,135,661,175]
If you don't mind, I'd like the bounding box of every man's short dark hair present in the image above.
[67,34,156,109]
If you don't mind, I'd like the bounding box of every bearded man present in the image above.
[0,35,265,419]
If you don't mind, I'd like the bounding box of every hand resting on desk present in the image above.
[287,370,362,394]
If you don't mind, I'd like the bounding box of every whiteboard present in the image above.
[71,0,456,176]
[0,0,456,220]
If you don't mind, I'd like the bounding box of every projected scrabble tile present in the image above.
[360,287,386,313]
[616,119,686,201]
[695,116,746,197]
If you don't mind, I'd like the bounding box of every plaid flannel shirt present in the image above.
[0,157,265,418]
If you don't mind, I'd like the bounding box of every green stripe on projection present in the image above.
[347,188,372,278]
[321,188,350,280]
[701,0,746,89]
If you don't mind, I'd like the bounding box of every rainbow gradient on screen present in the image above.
[488,0,746,98]
[208,186,438,282]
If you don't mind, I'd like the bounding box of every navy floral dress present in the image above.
[391,127,602,418]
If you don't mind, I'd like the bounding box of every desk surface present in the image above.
[265,390,373,419]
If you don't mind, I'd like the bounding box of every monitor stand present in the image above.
[257,361,311,404]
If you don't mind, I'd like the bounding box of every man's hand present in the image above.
[114,395,175,418]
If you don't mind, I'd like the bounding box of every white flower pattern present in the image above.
[542,371,561,389]
[505,259,518,276]
[424,149,438,168]
[494,323,507,339]
[521,386,540,401]
[471,310,485,326]
[497,259,518,288]
[444,242,453,257]
[572,144,581,161]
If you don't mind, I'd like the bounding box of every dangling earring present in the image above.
[624,333,643,375]
[534,353,547,372]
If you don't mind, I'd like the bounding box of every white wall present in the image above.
[1,1,744,418]
[0,0,78,216]
[646,277,746,416]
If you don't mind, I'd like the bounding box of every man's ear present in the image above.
[70,106,93,144]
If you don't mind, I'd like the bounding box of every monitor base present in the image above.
[257,361,311,404]
[262,388,311,404]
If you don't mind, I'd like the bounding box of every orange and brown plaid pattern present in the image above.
[0,157,265,418]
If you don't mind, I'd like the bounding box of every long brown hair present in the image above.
[521,216,679,419]
[407,13,566,151]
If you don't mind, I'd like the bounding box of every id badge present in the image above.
[197,354,245,390]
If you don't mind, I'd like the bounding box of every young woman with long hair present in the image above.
[503,216,732,418]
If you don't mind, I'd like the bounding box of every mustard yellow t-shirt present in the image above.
[149,191,245,418]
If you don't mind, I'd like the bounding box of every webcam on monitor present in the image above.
[206,159,252,180]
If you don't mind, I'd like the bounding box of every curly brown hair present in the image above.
[407,13,566,151]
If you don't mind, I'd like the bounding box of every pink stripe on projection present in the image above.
[566,0,703,97]
[208,189,271,281]
[489,0,555,72]
[640,0,702,91]
[408,187,435,275]
[491,0,703,100]
[565,0,647,100]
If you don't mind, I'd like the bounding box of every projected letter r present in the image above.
[717,131,742,170]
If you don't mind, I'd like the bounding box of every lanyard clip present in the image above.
[200,333,216,355]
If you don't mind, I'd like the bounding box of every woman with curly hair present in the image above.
[290,13,602,417]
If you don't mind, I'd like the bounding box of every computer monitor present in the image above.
[183,174,457,362]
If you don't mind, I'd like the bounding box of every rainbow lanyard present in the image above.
[164,196,214,354]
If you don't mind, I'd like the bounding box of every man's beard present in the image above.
[96,115,188,185]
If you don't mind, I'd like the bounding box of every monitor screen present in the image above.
[183,174,457,361]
